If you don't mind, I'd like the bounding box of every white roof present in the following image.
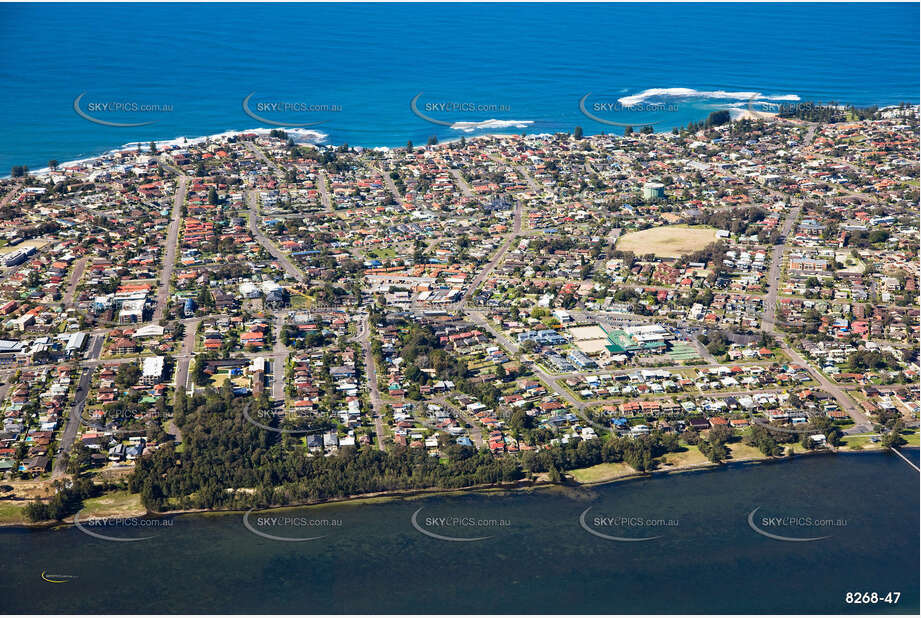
[133,324,165,338]
[142,355,165,377]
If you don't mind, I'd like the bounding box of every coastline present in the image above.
[19,126,331,179]
[9,97,919,179]
[4,445,914,530]
[572,444,839,488]
[21,126,557,176]
[12,129,536,180]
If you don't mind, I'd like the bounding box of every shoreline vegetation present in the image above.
[2,444,914,529]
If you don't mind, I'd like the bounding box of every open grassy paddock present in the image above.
[616,225,718,258]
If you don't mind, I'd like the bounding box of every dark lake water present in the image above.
[1,451,918,614]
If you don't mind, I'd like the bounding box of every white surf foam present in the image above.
[26,127,328,177]
[618,87,800,107]
[450,119,535,133]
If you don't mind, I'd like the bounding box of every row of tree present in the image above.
[128,387,683,512]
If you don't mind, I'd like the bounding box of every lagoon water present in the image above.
[1,452,918,614]
[0,2,919,172]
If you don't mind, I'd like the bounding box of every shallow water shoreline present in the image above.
[7,446,913,531]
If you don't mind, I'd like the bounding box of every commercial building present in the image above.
[642,182,665,201]
[141,355,165,385]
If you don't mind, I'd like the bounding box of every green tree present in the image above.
[66,442,92,475]
[881,427,907,449]
[24,500,50,522]
[115,363,141,388]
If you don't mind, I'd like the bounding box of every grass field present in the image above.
[840,434,881,450]
[659,445,712,468]
[668,341,701,361]
[835,251,866,274]
[0,238,47,256]
[727,442,768,461]
[0,501,26,525]
[1,488,145,525]
[81,490,145,518]
[210,374,250,389]
[289,294,313,309]
[841,429,920,450]
[569,462,635,483]
[0,478,57,500]
[616,225,718,258]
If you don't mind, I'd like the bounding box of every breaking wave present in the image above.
[450,119,535,133]
[618,87,800,107]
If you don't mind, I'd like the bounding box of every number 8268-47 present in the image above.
[845,592,900,604]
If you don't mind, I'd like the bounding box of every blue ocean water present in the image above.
[0,2,918,172]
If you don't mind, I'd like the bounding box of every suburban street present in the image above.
[464,309,603,432]
[153,175,188,322]
[270,313,287,402]
[450,168,475,198]
[431,395,484,448]
[358,313,386,450]
[368,161,404,203]
[245,140,287,179]
[62,256,88,308]
[455,197,522,307]
[760,204,801,331]
[779,340,872,434]
[173,317,200,395]
[245,188,306,283]
[317,170,333,210]
[757,202,870,433]
[51,333,104,478]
